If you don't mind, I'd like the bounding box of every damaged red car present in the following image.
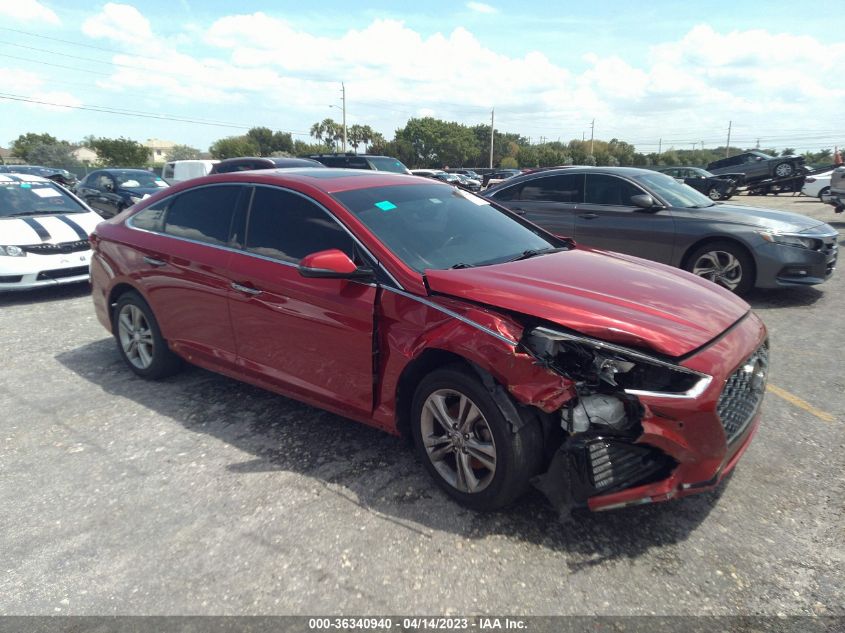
[89,169,768,513]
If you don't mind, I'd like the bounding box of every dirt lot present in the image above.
[1,193,843,616]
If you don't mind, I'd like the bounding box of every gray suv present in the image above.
[483,166,837,295]
[707,151,804,183]
[824,166,845,213]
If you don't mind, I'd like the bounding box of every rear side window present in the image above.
[245,188,353,263]
[162,164,174,180]
[131,200,168,231]
[519,174,584,203]
[584,175,643,206]
[317,156,347,168]
[163,185,243,245]
[348,157,370,169]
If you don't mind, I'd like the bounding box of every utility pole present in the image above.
[755,138,760,149]
[582,131,585,142]
[658,138,662,155]
[341,82,347,153]
[489,107,495,169]
[589,119,595,156]
[725,120,732,158]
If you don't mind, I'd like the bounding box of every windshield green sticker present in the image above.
[20,183,31,188]
[375,200,397,211]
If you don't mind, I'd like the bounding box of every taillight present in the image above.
[89,232,100,251]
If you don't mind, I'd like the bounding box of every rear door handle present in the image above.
[231,282,262,296]
[578,213,599,219]
[143,256,166,267]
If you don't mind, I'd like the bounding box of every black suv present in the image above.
[657,167,739,200]
[304,153,410,174]
[210,157,325,174]
[707,151,804,183]
[0,165,78,189]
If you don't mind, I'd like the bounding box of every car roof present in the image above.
[188,168,445,194]
[0,173,52,183]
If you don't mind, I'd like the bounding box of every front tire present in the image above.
[685,241,755,296]
[411,365,542,511]
[707,186,723,200]
[774,162,795,178]
[114,291,182,379]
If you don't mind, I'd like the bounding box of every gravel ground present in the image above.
[0,193,843,616]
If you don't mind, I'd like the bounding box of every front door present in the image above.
[227,186,376,418]
[575,174,675,263]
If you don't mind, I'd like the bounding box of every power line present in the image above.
[0,26,162,61]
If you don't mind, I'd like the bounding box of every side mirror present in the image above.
[630,194,659,210]
[756,156,763,161]
[298,249,373,280]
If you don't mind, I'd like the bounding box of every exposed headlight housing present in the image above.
[129,195,143,204]
[758,231,819,250]
[523,327,711,398]
[0,245,26,257]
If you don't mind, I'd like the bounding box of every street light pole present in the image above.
[489,107,494,169]
[341,82,347,153]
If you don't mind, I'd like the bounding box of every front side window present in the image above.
[245,187,353,263]
[584,175,643,206]
[333,184,558,272]
[163,185,243,245]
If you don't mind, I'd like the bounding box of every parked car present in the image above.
[209,156,325,174]
[483,169,522,188]
[304,153,411,174]
[824,166,845,213]
[801,170,833,200]
[484,166,838,295]
[656,166,739,200]
[161,159,218,184]
[0,164,78,189]
[90,168,768,514]
[74,169,169,218]
[452,173,482,192]
[445,168,484,181]
[707,151,804,183]
[0,173,101,290]
[411,170,479,192]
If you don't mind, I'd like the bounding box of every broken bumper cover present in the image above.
[536,311,768,513]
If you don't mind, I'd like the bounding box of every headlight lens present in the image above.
[0,245,26,257]
[758,231,818,250]
[524,327,711,398]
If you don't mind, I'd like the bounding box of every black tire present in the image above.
[707,186,723,201]
[819,187,830,201]
[113,290,182,379]
[684,240,755,296]
[410,365,542,511]
[774,162,795,178]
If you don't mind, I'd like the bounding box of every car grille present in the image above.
[587,439,673,492]
[821,236,838,276]
[717,343,769,444]
[0,275,23,283]
[36,265,89,281]
[21,240,90,255]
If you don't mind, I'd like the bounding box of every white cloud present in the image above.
[0,0,60,24]
[1,67,81,111]
[82,3,154,48]
[466,2,498,14]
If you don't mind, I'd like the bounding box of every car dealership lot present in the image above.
[1,194,842,616]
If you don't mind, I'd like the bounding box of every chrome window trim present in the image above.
[385,286,518,347]
[125,181,405,290]
[531,326,712,399]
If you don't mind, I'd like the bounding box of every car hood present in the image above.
[119,186,165,197]
[676,202,829,233]
[425,248,749,358]
[0,211,101,245]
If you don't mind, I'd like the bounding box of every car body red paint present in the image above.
[90,169,767,513]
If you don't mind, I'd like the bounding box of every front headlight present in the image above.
[523,327,711,398]
[758,231,818,250]
[0,245,26,257]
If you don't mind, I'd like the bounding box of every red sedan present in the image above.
[89,169,768,514]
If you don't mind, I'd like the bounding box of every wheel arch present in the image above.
[107,282,145,327]
[680,235,757,284]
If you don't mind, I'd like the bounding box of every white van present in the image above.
[162,160,218,184]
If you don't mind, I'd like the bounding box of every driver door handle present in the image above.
[143,256,166,267]
[231,282,262,296]
[578,213,599,219]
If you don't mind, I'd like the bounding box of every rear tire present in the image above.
[113,291,182,379]
[774,162,795,178]
[411,365,542,511]
[819,186,830,201]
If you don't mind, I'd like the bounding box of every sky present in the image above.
[0,0,843,155]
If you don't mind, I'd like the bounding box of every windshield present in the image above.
[633,171,714,208]
[366,157,410,174]
[333,183,558,272]
[0,181,87,217]
[113,171,168,188]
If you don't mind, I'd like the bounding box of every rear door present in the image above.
[227,186,377,417]
[489,173,584,238]
[574,174,675,263]
[131,183,247,369]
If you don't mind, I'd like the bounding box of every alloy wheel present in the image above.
[691,250,743,291]
[420,389,497,493]
[708,187,722,200]
[117,304,155,369]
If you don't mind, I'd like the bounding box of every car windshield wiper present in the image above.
[689,203,716,209]
[8,211,56,217]
[449,262,474,269]
[507,247,565,262]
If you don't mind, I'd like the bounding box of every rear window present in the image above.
[0,181,87,217]
[366,157,409,173]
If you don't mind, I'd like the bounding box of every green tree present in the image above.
[10,132,59,161]
[271,131,294,154]
[781,148,796,156]
[27,142,83,173]
[168,144,201,161]
[310,119,341,150]
[209,135,259,159]
[88,136,149,166]
[246,127,275,156]
[395,117,479,167]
